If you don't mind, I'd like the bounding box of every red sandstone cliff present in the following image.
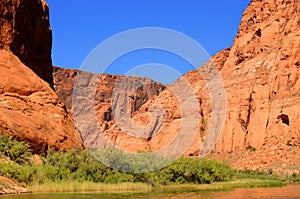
[53,0,300,173]
[0,0,83,154]
[213,0,300,173]
[157,0,300,173]
[53,67,166,151]
[0,0,53,85]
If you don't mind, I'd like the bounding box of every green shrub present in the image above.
[91,147,171,173]
[162,158,234,184]
[104,171,134,183]
[33,164,71,184]
[46,148,82,171]
[16,165,37,185]
[2,135,288,187]
[285,172,300,183]
[0,161,20,179]
[0,161,36,185]
[0,134,32,164]
[234,170,280,181]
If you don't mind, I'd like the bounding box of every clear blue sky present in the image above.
[47,0,250,83]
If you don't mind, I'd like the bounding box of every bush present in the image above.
[161,158,234,184]
[91,147,171,173]
[103,171,134,183]
[36,165,71,183]
[234,170,280,181]
[46,148,83,172]
[2,135,288,187]
[0,161,20,179]
[0,161,36,185]
[36,150,235,185]
[0,134,32,165]
[285,172,300,183]
[16,165,37,185]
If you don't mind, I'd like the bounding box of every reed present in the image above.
[29,179,284,193]
[30,181,152,193]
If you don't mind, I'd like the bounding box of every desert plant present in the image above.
[0,134,32,164]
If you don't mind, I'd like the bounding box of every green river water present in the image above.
[0,184,299,199]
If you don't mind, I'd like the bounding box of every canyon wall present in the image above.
[53,0,300,173]
[214,0,300,173]
[53,67,166,151]
[0,0,53,85]
[0,0,83,154]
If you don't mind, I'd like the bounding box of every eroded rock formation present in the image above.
[177,0,300,173]
[214,0,300,173]
[0,51,83,154]
[53,67,166,151]
[0,0,84,154]
[0,0,53,85]
[53,0,300,173]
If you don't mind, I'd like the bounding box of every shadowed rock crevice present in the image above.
[277,114,290,126]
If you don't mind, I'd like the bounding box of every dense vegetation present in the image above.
[0,134,297,189]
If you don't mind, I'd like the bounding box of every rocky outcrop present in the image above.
[53,0,300,173]
[213,0,300,173]
[53,67,165,151]
[0,0,53,85]
[178,0,300,173]
[0,0,83,154]
[0,50,84,154]
[0,176,30,195]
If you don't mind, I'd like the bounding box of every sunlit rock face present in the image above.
[0,0,84,154]
[53,0,300,173]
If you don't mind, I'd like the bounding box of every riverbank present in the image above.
[2,184,299,199]
[28,179,285,193]
[0,135,298,195]
[0,176,31,195]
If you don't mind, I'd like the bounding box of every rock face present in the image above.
[53,67,166,152]
[53,0,300,173]
[180,0,300,173]
[0,51,84,154]
[214,0,300,173]
[0,0,53,85]
[147,0,300,173]
[0,0,84,154]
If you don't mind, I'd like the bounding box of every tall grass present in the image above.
[30,181,151,193]
[29,179,284,193]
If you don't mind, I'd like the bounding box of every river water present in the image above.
[0,184,299,199]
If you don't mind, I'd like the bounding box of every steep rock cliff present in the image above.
[53,0,300,173]
[214,0,300,173]
[0,0,84,154]
[0,0,53,85]
[53,67,165,151]
[0,51,83,154]
[176,0,300,173]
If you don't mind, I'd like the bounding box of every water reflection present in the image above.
[0,184,299,199]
